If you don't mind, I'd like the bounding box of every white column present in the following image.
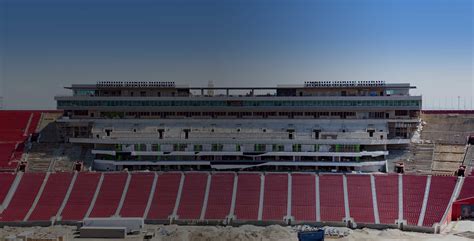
[24,172,51,221]
[170,173,185,221]
[397,174,405,225]
[85,173,105,218]
[417,175,432,226]
[284,173,293,223]
[315,174,321,222]
[56,172,78,221]
[143,172,159,219]
[115,172,132,217]
[257,173,265,221]
[199,173,212,220]
[342,175,351,222]
[370,174,380,224]
[226,173,239,222]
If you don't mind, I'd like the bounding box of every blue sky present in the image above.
[0,0,472,109]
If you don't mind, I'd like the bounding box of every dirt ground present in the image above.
[0,221,472,241]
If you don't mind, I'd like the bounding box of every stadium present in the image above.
[0,80,473,240]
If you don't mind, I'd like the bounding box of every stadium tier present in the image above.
[55,81,422,172]
[0,171,466,233]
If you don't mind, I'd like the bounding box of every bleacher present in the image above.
[422,176,457,227]
[319,174,345,222]
[176,172,207,220]
[234,173,261,221]
[28,172,73,221]
[458,176,474,200]
[0,111,43,171]
[374,175,399,224]
[204,173,234,220]
[262,173,288,221]
[0,173,16,204]
[346,175,374,223]
[0,171,465,232]
[0,173,45,221]
[119,172,155,218]
[291,173,316,221]
[146,173,181,220]
[60,172,101,221]
[403,175,427,225]
[89,173,128,218]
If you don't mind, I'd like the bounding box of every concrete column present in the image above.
[85,173,105,218]
[199,173,212,220]
[342,175,352,225]
[257,173,265,221]
[226,173,239,223]
[170,173,186,221]
[315,174,321,222]
[396,174,406,228]
[143,172,158,219]
[284,173,294,224]
[115,172,132,217]
[417,176,432,226]
[370,174,380,224]
[56,172,79,221]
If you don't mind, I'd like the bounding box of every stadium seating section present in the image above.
[0,111,43,171]
[374,174,399,224]
[204,173,234,220]
[0,171,470,229]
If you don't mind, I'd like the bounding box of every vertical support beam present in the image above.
[85,173,104,219]
[170,172,185,221]
[1,172,23,212]
[24,172,51,221]
[370,174,380,224]
[199,173,212,220]
[417,175,432,226]
[342,175,352,225]
[56,172,78,221]
[284,173,294,224]
[143,172,159,219]
[115,172,132,217]
[315,174,321,222]
[226,173,239,223]
[257,173,265,221]
[397,174,406,227]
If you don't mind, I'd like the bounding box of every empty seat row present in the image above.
[0,172,463,228]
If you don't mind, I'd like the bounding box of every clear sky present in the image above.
[0,0,472,109]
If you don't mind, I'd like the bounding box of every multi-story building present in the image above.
[55,80,422,172]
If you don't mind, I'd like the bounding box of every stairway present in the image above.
[405,143,434,174]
